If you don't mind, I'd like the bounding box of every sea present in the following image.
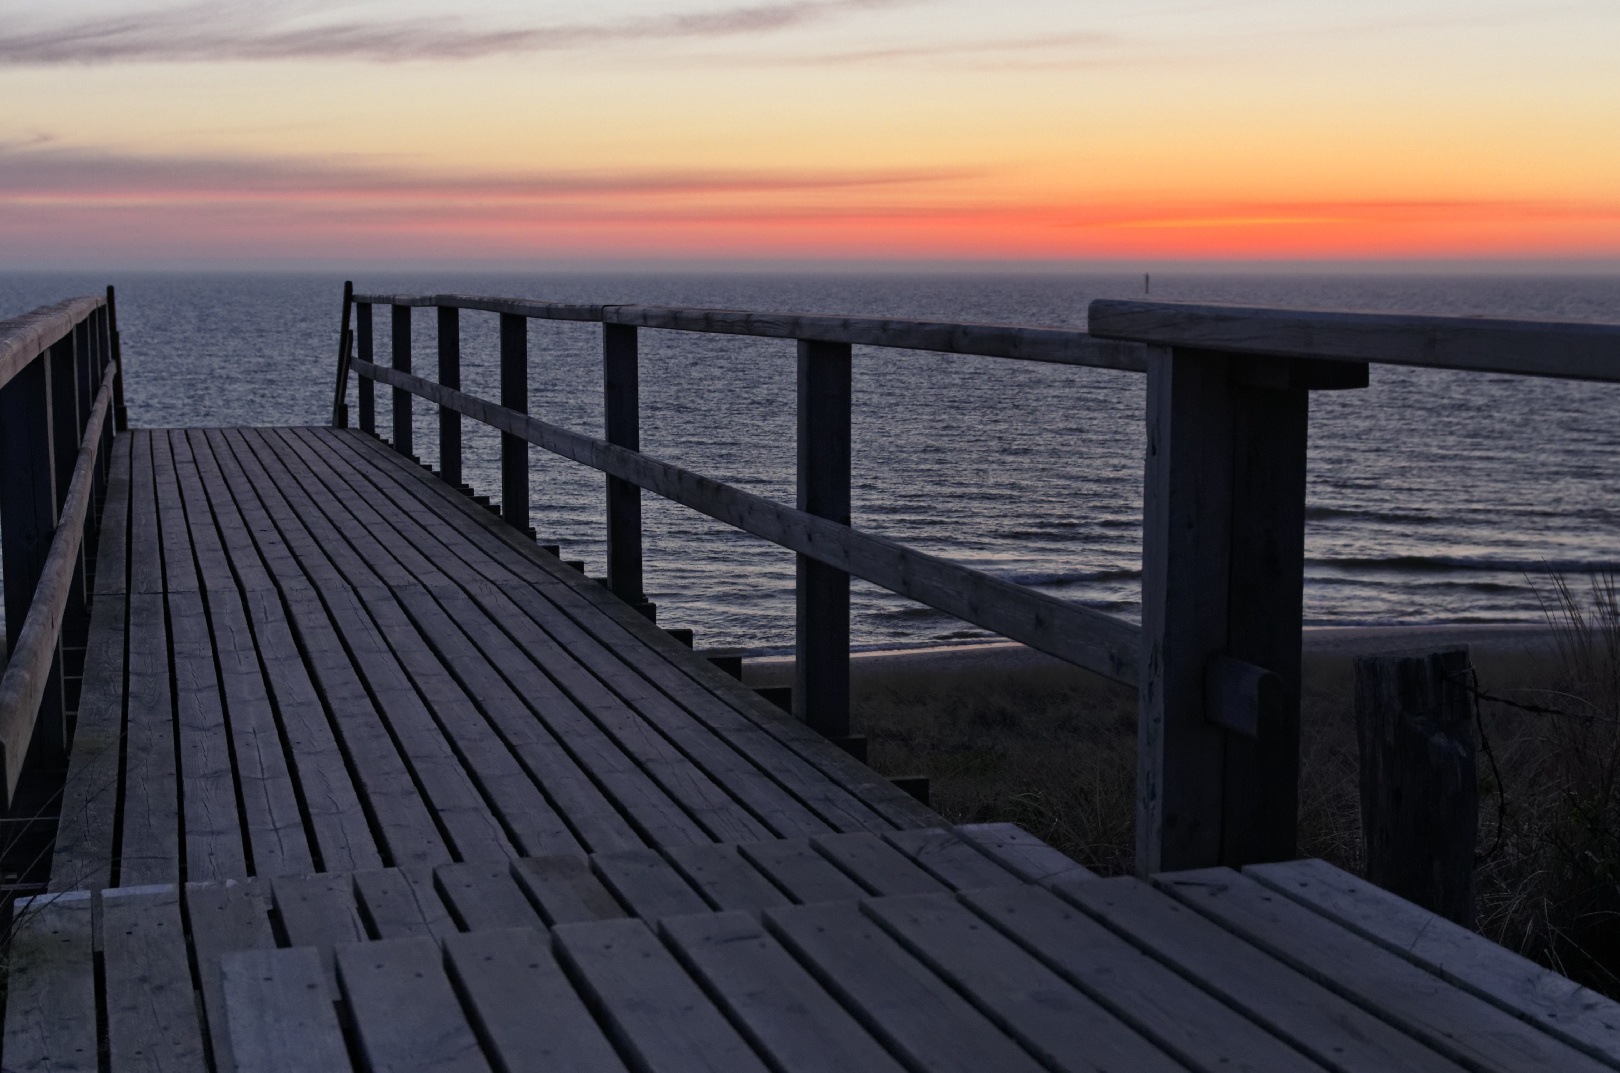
[3,269,1618,655]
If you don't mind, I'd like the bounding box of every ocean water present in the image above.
[3,270,1618,654]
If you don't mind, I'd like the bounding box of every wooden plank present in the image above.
[1158,867,1612,1073]
[351,363,1141,684]
[355,865,456,941]
[963,883,1327,1073]
[318,426,927,834]
[866,891,1186,1073]
[952,823,1097,887]
[812,832,948,896]
[1248,857,1620,1068]
[187,878,275,1073]
[90,430,130,597]
[49,591,124,893]
[1,889,97,1072]
[271,872,369,992]
[195,429,383,872]
[120,590,180,886]
[665,843,791,912]
[169,587,247,881]
[738,838,866,904]
[336,936,492,1073]
[510,854,628,924]
[1087,298,1620,382]
[443,927,629,1073]
[350,292,1147,372]
[661,910,905,1073]
[765,900,1047,1073]
[435,861,544,931]
[102,884,207,1072]
[592,848,711,920]
[221,946,353,1073]
[1059,876,1461,1073]
[883,827,1026,891]
[553,916,773,1073]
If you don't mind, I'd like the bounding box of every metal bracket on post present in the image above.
[794,338,852,740]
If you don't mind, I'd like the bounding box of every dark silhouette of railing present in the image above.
[0,289,126,813]
[335,285,1620,875]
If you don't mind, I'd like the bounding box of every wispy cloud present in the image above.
[0,0,915,65]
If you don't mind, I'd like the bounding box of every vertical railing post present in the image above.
[47,330,90,728]
[1137,347,1352,874]
[603,323,647,614]
[105,285,128,434]
[794,339,852,739]
[391,304,412,457]
[438,306,461,487]
[0,347,66,769]
[332,280,354,428]
[499,313,531,537]
[357,303,375,435]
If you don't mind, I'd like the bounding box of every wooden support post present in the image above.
[357,303,374,435]
[794,339,852,739]
[46,334,89,701]
[438,306,461,488]
[0,351,65,768]
[1354,646,1477,928]
[331,281,354,428]
[1137,346,1315,874]
[105,286,128,433]
[499,313,530,535]
[604,324,645,606]
[391,304,412,457]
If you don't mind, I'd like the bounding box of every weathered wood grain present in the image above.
[354,865,456,941]
[271,872,369,993]
[435,861,544,931]
[812,832,947,896]
[187,878,276,1073]
[221,946,353,1073]
[511,855,628,924]
[102,884,207,1072]
[664,842,792,912]
[882,827,1026,891]
[952,823,1097,887]
[592,848,711,920]
[337,936,492,1073]
[48,589,125,892]
[1,890,97,1072]
[0,296,102,392]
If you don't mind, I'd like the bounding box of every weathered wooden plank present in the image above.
[0,296,103,392]
[102,884,207,1072]
[952,823,1096,887]
[127,430,163,595]
[1059,876,1459,1073]
[169,588,247,881]
[592,848,711,919]
[1159,867,1611,1073]
[1,890,97,1072]
[964,883,1326,1073]
[661,910,905,1073]
[766,900,1047,1073]
[351,363,1140,684]
[187,878,275,1073]
[867,891,1186,1073]
[336,936,492,1073]
[315,427,916,834]
[49,590,124,893]
[435,861,544,931]
[738,838,866,904]
[351,292,1147,372]
[884,827,1026,891]
[812,832,948,896]
[120,590,180,887]
[510,855,628,924]
[444,927,630,1073]
[554,916,773,1073]
[271,872,369,992]
[355,865,456,941]
[1087,299,1620,382]
[665,843,791,912]
[90,430,130,597]
[221,946,353,1073]
[1248,857,1620,1068]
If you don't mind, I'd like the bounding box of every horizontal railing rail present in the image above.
[0,289,125,811]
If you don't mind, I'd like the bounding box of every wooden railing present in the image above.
[0,289,126,811]
[334,285,1620,875]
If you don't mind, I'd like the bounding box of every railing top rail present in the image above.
[1089,299,1620,383]
[349,291,1147,373]
[0,295,105,392]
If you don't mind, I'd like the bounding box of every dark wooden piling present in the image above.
[604,323,644,608]
[391,304,413,458]
[1354,646,1477,928]
[794,339,852,740]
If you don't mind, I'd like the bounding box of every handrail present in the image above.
[0,358,116,803]
[0,296,104,391]
[353,356,1139,683]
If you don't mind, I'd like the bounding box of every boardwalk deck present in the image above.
[8,425,1619,1072]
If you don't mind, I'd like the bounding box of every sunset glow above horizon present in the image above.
[3,0,1618,267]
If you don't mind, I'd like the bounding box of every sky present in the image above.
[1,0,1617,267]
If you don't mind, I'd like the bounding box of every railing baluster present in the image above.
[438,306,461,487]
[794,339,852,739]
[604,324,646,614]
[499,313,531,537]
[391,304,412,457]
[331,280,354,428]
[357,303,374,435]
[105,285,128,434]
